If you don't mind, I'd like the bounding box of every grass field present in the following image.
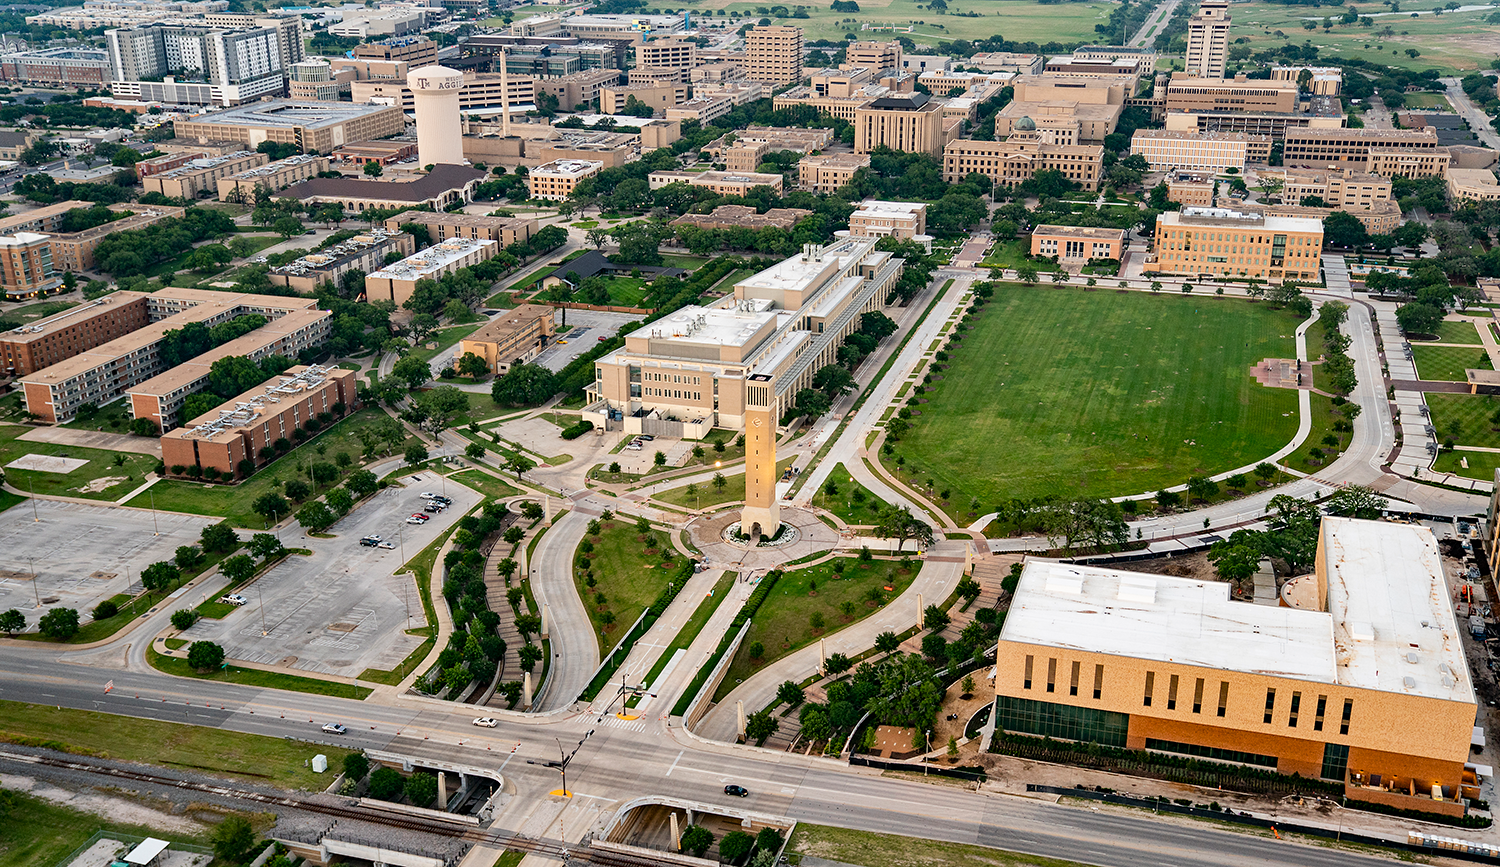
[0,424,159,501]
[1231,0,1500,71]
[576,520,679,655]
[809,462,887,526]
[1434,448,1500,480]
[130,407,419,527]
[888,286,1301,516]
[0,699,350,789]
[653,456,797,509]
[697,0,1113,45]
[788,823,1097,867]
[978,239,1061,273]
[628,571,735,707]
[714,557,914,702]
[449,469,521,500]
[1412,320,1485,345]
[1412,344,1492,381]
[148,646,373,699]
[0,790,219,867]
[1426,393,1500,449]
[1403,91,1455,109]
[413,324,484,367]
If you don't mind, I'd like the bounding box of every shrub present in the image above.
[170,609,197,630]
[560,419,595,439]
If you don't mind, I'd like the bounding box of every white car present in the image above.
[377,541,396,549]
[418,492,437,499]
[220,594,248,605]
[472,717,498,728]
[321,723,347,735]
[405,516,426,525]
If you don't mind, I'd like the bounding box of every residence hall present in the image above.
[269,229,414,294]
[160,365,358,475]
[585,237,904,435]
[457,304,555,375]
[1148,207,1323,284]
[994,518,1481,817]
[19,288,328,423]
[364,237,497,307]
[380,211,538,248]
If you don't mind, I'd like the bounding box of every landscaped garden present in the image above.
[713,556,915,701]
[1411,320,1483,345]
[575,517,681,654]
[1412,344,1492,382]
[884,286,1303,518]
[652,456,797,509]
[810,463,887,526]
[0,424,159,501]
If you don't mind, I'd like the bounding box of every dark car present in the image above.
[725,784,749,797]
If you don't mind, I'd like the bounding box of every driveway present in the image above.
[18,427,162,458]
[533,310,646,372]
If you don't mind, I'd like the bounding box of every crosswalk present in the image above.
[589,713,648,732]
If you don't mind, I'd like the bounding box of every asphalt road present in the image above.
[1442,77,1500,151]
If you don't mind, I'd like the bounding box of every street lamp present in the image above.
[526,731,594,798]
[29,556,39,608]
[150,489,159,536]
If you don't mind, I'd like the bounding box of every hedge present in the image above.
[669,569,783,716]
[560,419,594,440]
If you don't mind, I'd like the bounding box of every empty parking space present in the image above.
[0,499,217,631]
[533,310,644,372]
[180,472,482,677]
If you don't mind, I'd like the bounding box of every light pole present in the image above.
[29,556,39,608]
[526,731,594,798]
[28,477,37,523]
[258,580,268,636]
[150,489,159,536]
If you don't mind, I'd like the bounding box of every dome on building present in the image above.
[1014,116,1036,131]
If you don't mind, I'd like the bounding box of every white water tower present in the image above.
[408,65,465,168]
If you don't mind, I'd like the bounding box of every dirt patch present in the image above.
[73,475,127,494]
[0,772,206,835]
[1109,550,1223,582]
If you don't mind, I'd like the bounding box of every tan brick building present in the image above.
[46,204,187,273]
[171,100,409,156]
[1185,0,1231,79]
[1030,225,1126,262]
[745,25,802,86]
[993,518,1479,817]
[943,130,1105,192]
[142,151,267,199]
[847,200,927,242]
[457,304,555,375]
[635,38,696,81]
[671,205,812,232]
[527,159,603,201]
[1447,168,1500,204]
[269,229,414,294]
[648,170,784,196]
[1281,128,1445,174]
[0,291,152,377]
[1130,128,1272,172]
[1260,167,1393,212]
[381,211,537,248]
[1149,207,1323,283]
[160,365,359,475]
[598,82,686,115]
[1166,172,1217,207]
[365,238,498,307]
[798,153,869,194]
[854,92,946,157]
[216,153,330,202]
[0,233,60,299]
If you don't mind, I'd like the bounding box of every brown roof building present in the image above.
[0,291,153,377]
[457,304,556,375]
[671,205,812,232]
[269,229,414,294]
[279,165,488,213]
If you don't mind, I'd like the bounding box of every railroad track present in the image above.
[0,749,679,867]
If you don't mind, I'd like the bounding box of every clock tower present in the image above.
[739,373,780,540]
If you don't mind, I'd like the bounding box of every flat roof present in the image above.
[1322,516,1472,702]
[0,291,152,343]
[1002,560,1338,682]
[853,199,925,219]
[1032,224,1126,239]
[185,99,402,130]
[801,152,869,167]
[125,837,170,865]
[1162,207,1324,233]
[226,152,324,180]
[1132,128,1270,142]
[464,304,553,344]
[652,170,782,185]
[640,303,776,348]
[735,237,873,301]
[532,159,604,177]
[166,365,345,441]
[370,238,494,281]
[282,164,486,203]
[154,151,258,179]
[127,309,331,396]
[384,210,534,229]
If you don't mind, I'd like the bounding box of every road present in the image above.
[1129,0,1182,47]
[1442,77,1500,151]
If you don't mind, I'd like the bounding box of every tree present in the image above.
[1323,211,1368,249]
[170,609,197,630]
[1208,538,1262,582]
[284,479,311,502]
[1324,484,1388,519]
[347,469,377,497]
[777,680,805,706]
[343,751,370,782]
[368,767,404,800]
[272,215,304,239]
[38,608,79,640]
[923,605,950,632]
[466,442,487,461]
[745,709,779,742]
[0,609,25,636]
[364,160,383,177]
[813,364,857,397]
[875,505,935,552]
[296,501,337,533]
[1186,476,1220,502]
[201,521,238,553]
[404,772,439,807]
[826,652,852,675]
[212,815,258,863]
[1254,462,1277,483]
[405,443,430,467]
[140,561,180,592]
[864,652,944,729]
[720,831,756,863]
[221,554,256,585]
[187,640,225,671]
[492,364,559,406]
[1396,302,1443,336]
[875,631,900,653]
[505,454,536,480]
[457,352,490,378]
[249,532,285,561]
[961,674,976,697]
[681,825,715,857]
[252,491,289,522]
[392,353,433,391]
[712,472,728,493]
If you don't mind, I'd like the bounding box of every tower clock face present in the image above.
[752,418,763,427]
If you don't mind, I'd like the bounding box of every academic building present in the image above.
[744,25,802,86]
[1130,129,1272,172]
[993,518,1480,817]
[585,236,904,433]
[942,124,1105,191]
[456,304,556,376]
[1148,207,1323,284]
[1280,128,1447,175]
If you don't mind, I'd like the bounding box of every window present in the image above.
[1023,655,1033,690]
[1288,692,1300,728]
[1217,682,1229,718]
[1263,688,1275,724]
[1146,739,1278,769]
[1093,664,1104,700]
[1069,661,1080,697]
[1143,672,1154,707]
[1167,674,1178,710]
[1321,743,1350,781]
[1046,658,1056,693]
[1192,678,1204,714]
[996,696,1129,747]
[1340,698,1353,735]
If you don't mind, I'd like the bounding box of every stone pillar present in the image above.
[736,700,746,738]
[542,603,551,639]
[917,593,923,631]
[523,671,534,709]
[437,771,447,811]
[819,638,826,673]
[670,812,680,850]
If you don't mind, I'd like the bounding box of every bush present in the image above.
[91,600,119,620]
[342,751,369,782]
[38,607,79,640]
[368,766,404,800]
[559,419,595,440]
[170,609,197,630]
[211,815,257,863]
[187,640,225,671]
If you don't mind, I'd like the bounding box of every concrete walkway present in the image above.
[17,426,162,457]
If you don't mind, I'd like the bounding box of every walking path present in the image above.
[17,426,162,457]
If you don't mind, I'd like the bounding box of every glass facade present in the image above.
[1322,742,1350,781]
[1145,738,1278,769]
[996,695,1129,748]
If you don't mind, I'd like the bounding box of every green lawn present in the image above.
[810,462,888,526]
[628,572,734,707]
[148,646,372,700]
[0,789,217,867]
[0,424,159,501]
[978,239,1059,272]
[788,823,1098,867]
[485,266,553,307]
[702,0,1113,45]
[413,324,484,367]
[576,520,679,655]
[1412,344,1492,382]
[1433,449,1500,481]
[0,699,350,789]
[1427,393,1500,449]
[1230,0,1500,72]
[714,557,914,702]
[653,456,797,509]
[1403,91,1454,109]
[129,407,419,527]
[1411,319,1485,345]
[887,286,1301,516]
[61,400,134,432]
[448,468,521,500]
[0,299,76,330]
[1281,393,1350,473]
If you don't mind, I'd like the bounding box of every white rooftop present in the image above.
[1165,207,1324,233]
[1001,519,1475,704]
[369,238,493,280]
[735,237,871,300]
[854,199,926,220]
[125,837,170,866]
[532,159,603,177]
[638,303,776,348]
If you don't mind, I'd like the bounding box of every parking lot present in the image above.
[180,472,482,677]
[0,499,217,630]
[532,310,644,372]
